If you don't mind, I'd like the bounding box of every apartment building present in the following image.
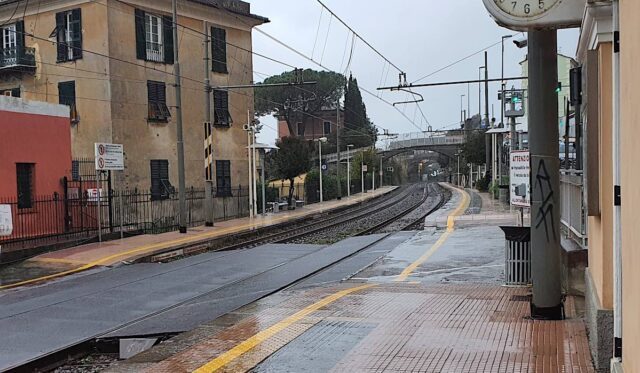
[277,107,344,142]
[0,0,267,196]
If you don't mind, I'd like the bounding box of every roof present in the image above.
[0,0,269,24]
[187,0,269,23]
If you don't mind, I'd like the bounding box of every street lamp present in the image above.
[347,144,354,197]
[455,151,462,186]
[315,137,328,202]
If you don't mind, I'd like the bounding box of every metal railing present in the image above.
[0,46,35,69]
[560,169,586,247]
[0,186,251,254]
[388,133,465,150]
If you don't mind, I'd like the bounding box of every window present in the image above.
[56,9,82,62]
[150,160,172,200]
[135,9,173,64]
[211,26,227,73]
[296,122,304,136]
[216,160,232,197]
[58,81,79,123]
[1,88,20,97]
[16,163,34,209]
[323,121,331,136]
[213,89,232,126]
[1,22,20,66]
[147,80,171,122]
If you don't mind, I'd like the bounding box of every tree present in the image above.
[460,129,487,165]
[255,69,346,137]
[272,136,312,206]
[350,148,380,180]
[341,75,377,148]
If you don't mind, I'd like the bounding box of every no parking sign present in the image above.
[95,143,124,171]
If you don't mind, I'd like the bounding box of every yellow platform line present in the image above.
[394,185,470,282]
[192,284,375,373]
[0,190,392,290]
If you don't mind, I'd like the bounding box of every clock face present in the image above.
[493,0,561,18]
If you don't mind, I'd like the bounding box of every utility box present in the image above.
[500,226,531,286]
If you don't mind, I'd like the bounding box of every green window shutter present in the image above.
[162,16,174,65]
[15,20,25,63]
[55,12,66,62]
[211,27,227,73]
[71,9,82,60]
[58,81,76,107]
[135,9,146,60]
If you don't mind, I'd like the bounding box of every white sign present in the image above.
[0,205,13,237]
[95,143,124,171]
[362,165,368,172]
[87,188,105,202]
[510,150,530,207]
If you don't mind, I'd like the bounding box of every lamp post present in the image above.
[456,152,462,186]
[316,137,328,202]
[347,144,354,197]
[460,94,466,124]
[500,34,514,185]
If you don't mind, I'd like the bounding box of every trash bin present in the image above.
[500,226,531,286]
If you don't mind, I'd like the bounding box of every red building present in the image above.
[0,96,71,254]
[0,96,72,198]
[277,107,344,141]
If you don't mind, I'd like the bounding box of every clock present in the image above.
[493,0,561,19]
[482,0,585,30]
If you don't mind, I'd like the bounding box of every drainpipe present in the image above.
[612,0,623,363]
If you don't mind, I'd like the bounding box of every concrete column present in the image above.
[528,29,563,319]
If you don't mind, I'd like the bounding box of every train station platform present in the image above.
[106,186,594,373]
[0,187,396,290]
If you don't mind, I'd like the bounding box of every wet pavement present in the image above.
[106,186,593,373]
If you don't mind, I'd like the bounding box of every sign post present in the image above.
[95,143,125,242]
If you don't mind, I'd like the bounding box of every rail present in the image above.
[560,169,586,248]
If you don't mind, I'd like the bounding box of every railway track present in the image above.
[24,183,452,373]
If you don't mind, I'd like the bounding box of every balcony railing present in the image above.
[146,42,164,63]
[560,169,586,248]
[0,46,36,71]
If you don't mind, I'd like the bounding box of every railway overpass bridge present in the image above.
[324,131,466,164]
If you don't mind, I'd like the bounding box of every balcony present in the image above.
[0,46,36,73]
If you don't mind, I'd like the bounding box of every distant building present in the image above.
[277,107,344,141]
[0,0,268,194]
[519,54,579,138]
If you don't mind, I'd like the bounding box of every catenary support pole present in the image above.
[261,150,266,217]
[347,148,351,197]
[361,160,365,193]
[319,140,324,203]
[203,25,214,227]
[528,29,563,319]
[336,102,342,200]
[247,112,253,219]
[252,131,258,217]
[172,0,187,233]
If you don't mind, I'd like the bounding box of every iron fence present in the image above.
[0,186,250,254]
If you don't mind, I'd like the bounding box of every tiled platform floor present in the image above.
[110,282,594,373]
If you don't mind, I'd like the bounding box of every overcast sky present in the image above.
[249,0,579,146]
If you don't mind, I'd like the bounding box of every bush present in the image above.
[476,175,490,192]
[305,169,347,203]
[256,183,279,213]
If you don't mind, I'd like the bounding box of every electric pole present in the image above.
[173,0,187,234]
[336,100,342,200]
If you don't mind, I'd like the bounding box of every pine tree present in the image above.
[342,75,377,148]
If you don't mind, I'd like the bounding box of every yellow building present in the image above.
[578,1,640,372]
[0,0,267,196]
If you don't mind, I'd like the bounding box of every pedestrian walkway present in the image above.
[106,185,594,372]
[0,187,396,290]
